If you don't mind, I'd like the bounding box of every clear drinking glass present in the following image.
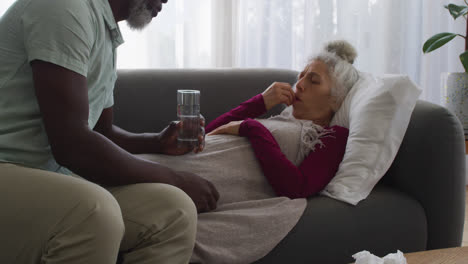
[177,90,200,145]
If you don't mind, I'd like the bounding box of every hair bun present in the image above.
[324,40,357,64]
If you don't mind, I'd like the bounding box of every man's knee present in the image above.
[64,182,125,246]
[113,184,197,264]
[163,185,198,231]
[121,183,197,240]
[146,184,197,229]
[27,179,125,263]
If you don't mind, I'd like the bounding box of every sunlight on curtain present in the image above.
[114,0,466,104]
[117,1,213,69]
[234,0,436,81]
[0,0,15,17]
[0,0,465,104]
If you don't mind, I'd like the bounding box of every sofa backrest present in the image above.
[113,68,298,133]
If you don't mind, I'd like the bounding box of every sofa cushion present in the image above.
[253,184,427,264]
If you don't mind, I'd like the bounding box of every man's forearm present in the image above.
[102,125,162,154]
[55,127,174,187]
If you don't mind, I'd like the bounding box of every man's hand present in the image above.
[158,115,206,155]
[173,171,220,213]
[262,82,296,111]
[206,120,242,136]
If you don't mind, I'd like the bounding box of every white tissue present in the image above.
[352,250,407,264]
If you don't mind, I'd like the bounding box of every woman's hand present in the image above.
[206,120,243,136]
[262,82,296,111]
[158,115,206,155]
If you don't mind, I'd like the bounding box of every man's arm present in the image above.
[93,107,161,154]
[93,106,205,155]
[31,60,218,211]
[31,60,170,186]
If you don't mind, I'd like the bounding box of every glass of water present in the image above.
[177,90,200,145]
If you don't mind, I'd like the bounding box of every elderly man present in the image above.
[0,0,219,263]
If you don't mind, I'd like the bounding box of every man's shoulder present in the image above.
[33,0,92,8]
[25,0,94,20]
[23,0,99,35]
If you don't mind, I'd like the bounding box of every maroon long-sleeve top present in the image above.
[205,94,349,199]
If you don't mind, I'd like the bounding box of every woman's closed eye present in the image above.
[307,72,321,84]
[309,77,321,85]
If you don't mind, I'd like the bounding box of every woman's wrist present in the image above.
[239,118,256,137]
[261,93,274,111]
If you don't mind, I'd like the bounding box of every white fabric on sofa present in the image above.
[324,72,422,205]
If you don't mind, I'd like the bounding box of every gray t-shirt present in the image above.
[0,0,124,174]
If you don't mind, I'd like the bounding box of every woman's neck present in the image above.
[310,117,331,127]
[304,108,333,127]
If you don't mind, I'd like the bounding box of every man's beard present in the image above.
[126,0,153,30]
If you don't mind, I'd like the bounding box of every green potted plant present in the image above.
[423,2,468,138]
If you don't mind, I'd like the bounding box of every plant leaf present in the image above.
[460,51,468,73]
[445,4,468,19]
[423,33,458,53]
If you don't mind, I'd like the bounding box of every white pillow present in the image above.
[322,72,422,205]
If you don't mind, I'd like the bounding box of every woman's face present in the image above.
[292,60,334,122]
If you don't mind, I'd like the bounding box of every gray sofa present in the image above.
[113,68,466,264]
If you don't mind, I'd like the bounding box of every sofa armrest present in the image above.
[382,100,466,249]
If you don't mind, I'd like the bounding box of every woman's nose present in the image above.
[296,80,304,92]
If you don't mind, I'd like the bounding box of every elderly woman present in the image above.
[204,39,359,199]
[140,40,361,264]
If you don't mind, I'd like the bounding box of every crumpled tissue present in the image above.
[352,250,407,264]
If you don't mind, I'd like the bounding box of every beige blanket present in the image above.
[138,111,329,264]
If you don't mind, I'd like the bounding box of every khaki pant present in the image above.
[0,163,197,264]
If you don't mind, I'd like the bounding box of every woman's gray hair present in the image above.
[308,40,360,111]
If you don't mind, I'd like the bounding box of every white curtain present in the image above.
[1,0,465,104]
[117,0,466,104]
[0,0,15,17]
